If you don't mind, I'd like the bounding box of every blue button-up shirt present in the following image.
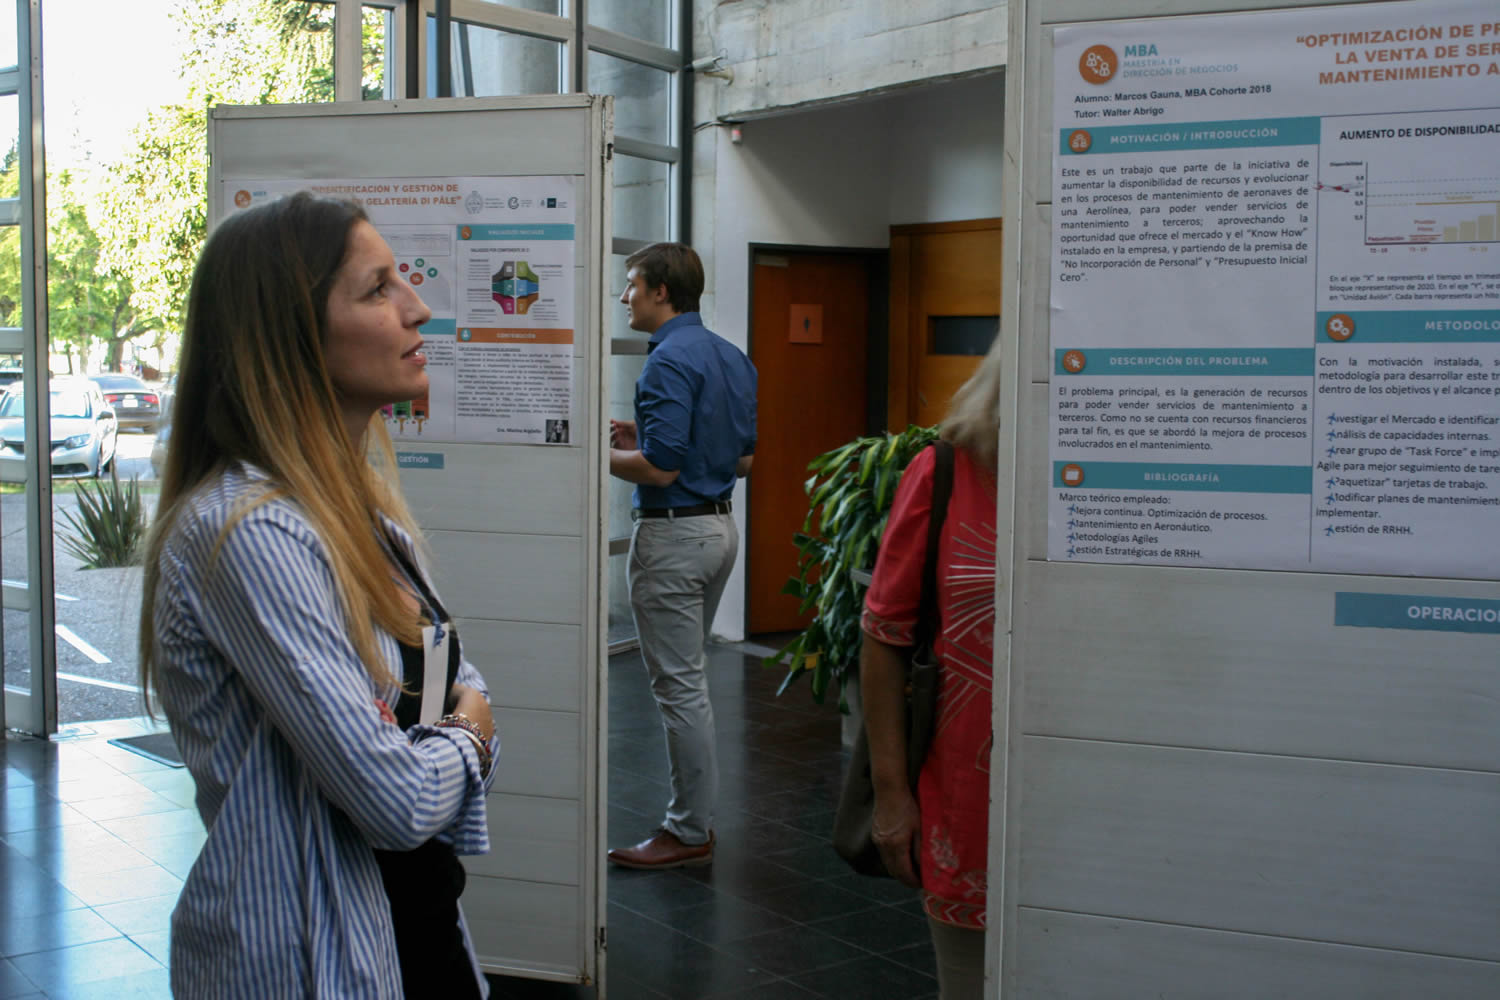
[635,312,758,509]
[153,464,495,998]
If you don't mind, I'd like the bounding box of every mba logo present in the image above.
[1124,43,1159,57]
[1078,44,1117,84]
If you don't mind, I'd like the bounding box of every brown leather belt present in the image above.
[635,500,732,519]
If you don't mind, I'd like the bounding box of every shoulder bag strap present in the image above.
[913,440,955,651]
[902,440,955,791]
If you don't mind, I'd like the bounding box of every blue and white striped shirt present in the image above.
[153,464,495,998]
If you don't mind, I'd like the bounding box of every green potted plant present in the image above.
[58,465,147,569]
[765,423,939,712]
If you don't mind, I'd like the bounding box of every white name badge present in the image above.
[419,622,451,727]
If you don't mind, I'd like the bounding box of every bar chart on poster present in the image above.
[1317,109,1500,261]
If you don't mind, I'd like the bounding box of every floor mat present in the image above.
[107,732,185,768]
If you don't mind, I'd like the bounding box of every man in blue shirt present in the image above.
[607,243,757,870]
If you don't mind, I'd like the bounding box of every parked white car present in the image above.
[150,407,171,479]
[0,379,119,481]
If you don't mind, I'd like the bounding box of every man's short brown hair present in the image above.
[625,242,704,314]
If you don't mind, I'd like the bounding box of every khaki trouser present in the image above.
[628,512,738,846]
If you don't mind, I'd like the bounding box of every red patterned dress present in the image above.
[860,444,996,929]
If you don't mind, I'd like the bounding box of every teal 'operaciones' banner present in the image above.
[420,318,457,337]
[1314,310,1500,344]
[1335,592,1500,634]
[396,452,445,470]
[1059,116,1320,155]
[457,224,575,241]
[1054,348,1313,376]
[1052,461,1311,493]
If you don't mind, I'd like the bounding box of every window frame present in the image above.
[333,1,688,650]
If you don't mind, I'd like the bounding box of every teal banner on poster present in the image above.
[1053,461,1311,494]
[396,452,445,470]
[1335,592,1500,634]
[1059,116,1319,155]
[1054,347,1313,376]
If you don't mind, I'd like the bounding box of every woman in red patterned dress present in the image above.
[861,347,1001,999]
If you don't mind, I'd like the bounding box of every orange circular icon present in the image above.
[410,273,425,286]
[1325,313,1355,341]
[1062,350,1087,374]
[1067,130,1092,154]
[1061,463,1085,487]
[1079,44,1117,85]
[460,226,472,240]
[234,190,251,208]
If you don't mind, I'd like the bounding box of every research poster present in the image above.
[1049,1,1500,579]
[221,175,577,446]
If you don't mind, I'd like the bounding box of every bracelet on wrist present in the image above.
[436,714,492,779]
[450,729,493,778]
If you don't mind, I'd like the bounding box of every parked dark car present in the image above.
[89,373,161,431]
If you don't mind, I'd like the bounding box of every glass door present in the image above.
[1,0,58,736]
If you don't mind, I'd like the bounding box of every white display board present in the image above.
[997,1,1500,995]
[210,98,611,988]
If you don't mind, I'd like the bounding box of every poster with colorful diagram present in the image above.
[453,221,576,443]
[220,175,577,446]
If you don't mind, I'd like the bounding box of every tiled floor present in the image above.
[1,642,935,999]
[594,641,936,1000]
[0,716,192,1000]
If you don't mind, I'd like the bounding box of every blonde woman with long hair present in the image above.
[861,345,1003,999]
[141,192,496,998]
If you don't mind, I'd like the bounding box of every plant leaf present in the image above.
[809,656,830,702]
[857,439,879,484]
[771,424,938,707]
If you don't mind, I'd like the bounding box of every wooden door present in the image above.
[888,220,1003,430]
[748,251,871,636]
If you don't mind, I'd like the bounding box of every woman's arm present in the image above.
[193,506,485,852]
[862,632,922,888]
[452,656,501,799]
[858,445,938,889]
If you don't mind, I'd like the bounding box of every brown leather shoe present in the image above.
[607,828,714,870]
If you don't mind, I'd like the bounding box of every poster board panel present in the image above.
[211,100,591,179]
[399,441,585,534]
[1020,736,1500,959]
[427,531,586,625]
[467,793,581,884]
[464,879,582,980]
[1003,2,1500,993]
[453,620,583,714]
[209,97,609,986]
[1019,561,1500,769]
[1020,203,1053,385]
[1014,909,1500,998]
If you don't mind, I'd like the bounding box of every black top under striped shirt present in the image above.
[375,538,482,1000]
